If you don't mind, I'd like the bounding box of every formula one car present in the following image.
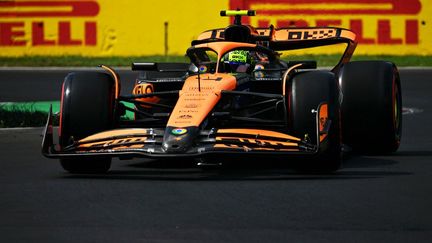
[42,10,402,173]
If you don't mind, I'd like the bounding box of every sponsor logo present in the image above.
[178,109,198,113]
[172,128,188,135]
[230,0,421,16]
[188,86,213,91]
[184,103,199,108]
[133,83,154,95]
[85,137,147,150]
[178,114,193,119]
[0,0,99,46]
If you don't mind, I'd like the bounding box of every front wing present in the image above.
[42,104,329,160]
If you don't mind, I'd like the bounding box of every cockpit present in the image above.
[186,42,285,78]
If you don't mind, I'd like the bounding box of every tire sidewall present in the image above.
[288,71,342,172]
[339,61,402,153]
[59,71,116,173]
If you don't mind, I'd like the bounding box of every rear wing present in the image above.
[194,26,356,50]
[193,26,357,68]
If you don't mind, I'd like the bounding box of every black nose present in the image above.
[162,127,198,154]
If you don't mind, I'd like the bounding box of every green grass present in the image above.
[0,101,135,128]
[0,103,55,128]
[0,55,431,67]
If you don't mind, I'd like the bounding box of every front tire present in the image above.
[59,72,116,173]
[288,71,342,172]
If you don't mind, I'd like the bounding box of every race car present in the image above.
[42,10,402,173]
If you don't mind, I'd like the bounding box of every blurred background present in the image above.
[0,0,430,57]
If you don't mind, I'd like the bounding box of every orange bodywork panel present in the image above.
[196,28,224,41]
[197,28,356,43]
[319,104,329,142]
[217,128,301,142]
[77,128,152,150]
[213,128,303,152]
[216,137,298,149]
[167,73,237,127]
[214,144,300,152]
[79,128,150,143]
[194,41,256,54]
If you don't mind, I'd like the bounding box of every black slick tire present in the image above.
[288,71,342,172]
[339,61,402,154]
[59,72,115,173]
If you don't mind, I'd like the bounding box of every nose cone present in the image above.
[162,127,199,153]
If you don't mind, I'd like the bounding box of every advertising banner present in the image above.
[0,0,430,56]
[0,0,228,56]
[232,0,432,55]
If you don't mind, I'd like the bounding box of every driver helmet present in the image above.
[223,50,253,73]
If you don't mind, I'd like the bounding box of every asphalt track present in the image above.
[0,68,432,242]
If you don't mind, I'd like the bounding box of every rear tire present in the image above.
[288,71,342,172]
[339,61,402,154]
[59,72,116,173]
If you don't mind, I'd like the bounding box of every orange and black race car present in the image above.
[42,10,402,173]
